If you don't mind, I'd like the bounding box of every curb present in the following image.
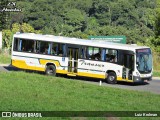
[0,64,11,67]
[153,77,160,80]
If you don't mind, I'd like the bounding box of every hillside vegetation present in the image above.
[0,0,160,72]
[1,0,159,47]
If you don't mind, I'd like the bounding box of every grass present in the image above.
[0,71,160,120]
[153,71,160,77]
[153,52,160,70]
[0,53,11,64]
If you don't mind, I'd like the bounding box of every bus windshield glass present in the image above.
[136,48,152,74]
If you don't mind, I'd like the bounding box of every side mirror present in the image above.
[136,62,139,67]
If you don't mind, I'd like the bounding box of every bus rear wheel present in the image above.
[107,72,117,84]
[45,65,56,76]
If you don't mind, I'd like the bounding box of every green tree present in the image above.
[86,17,99,31]
[155,0,160,36]
[89,0,112,26]
[2,23,41,50]
[63,9,85,33]
[0,0,10,30]
[2,0,157,46]
[2,30,13,49]
[24,0,53,30]
[153,0,160,52]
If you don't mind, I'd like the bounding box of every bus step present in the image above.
[67,73,77,76]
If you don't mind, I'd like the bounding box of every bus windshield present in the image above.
[136,48,152,74]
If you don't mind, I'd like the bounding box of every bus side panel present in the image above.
[12,51,69,73]
[77,59,133,81]
[12,55,45,71]
[77,59,106,79]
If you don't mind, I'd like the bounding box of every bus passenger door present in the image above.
[68,48,79,74]
[122,54,134,80]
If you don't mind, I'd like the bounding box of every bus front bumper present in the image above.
[133,76,152,83]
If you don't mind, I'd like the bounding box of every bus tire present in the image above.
[107,72,117,84]
[45,65,56,76]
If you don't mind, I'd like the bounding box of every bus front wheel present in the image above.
[45,65,56,76]
[107,72,117,84]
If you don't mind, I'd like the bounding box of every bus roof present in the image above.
[14,33,149,51]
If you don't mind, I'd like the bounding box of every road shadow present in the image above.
[3,65,21,71]
[116,81,150,86]
[61,73,151,86]
[60,74,150,86]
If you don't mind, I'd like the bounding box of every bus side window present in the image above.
[87,47,101,60]
[101,48,106,61]
[47,43,51,55]
[108,49,117,62]
[17,39,22,51]
[57,44,66,57]
[62,44,66,57]
[81,46,87,59]
[15,39,34,52]
[28,41,34,52]
[104,49,118,62]
[39,41,49,54]
[34,41,40,53]
[22,39,34,52]
[87,47,93,59]
[50,43,53,54]
[13,38,18,51]
[81,48,84,59]
[57,44,63,56]
[93,48,101,60]
[51,43,65,56]
[51,42,58,55]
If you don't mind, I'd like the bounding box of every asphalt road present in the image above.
[0,65,160,95]
[83,79,160,95]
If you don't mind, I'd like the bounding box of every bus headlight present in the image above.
[136,72,140,77]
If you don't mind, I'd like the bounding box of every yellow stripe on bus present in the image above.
[78,72,105,79]
[117,77,133,82]
[56,69,68,74]
[12,59,44,71]
[39,59,60,67]
[12,59,65,73]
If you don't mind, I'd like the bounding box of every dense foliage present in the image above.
[1,0,160,53]
[2,23,41,50]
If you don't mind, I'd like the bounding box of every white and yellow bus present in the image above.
[11,32,153,84]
